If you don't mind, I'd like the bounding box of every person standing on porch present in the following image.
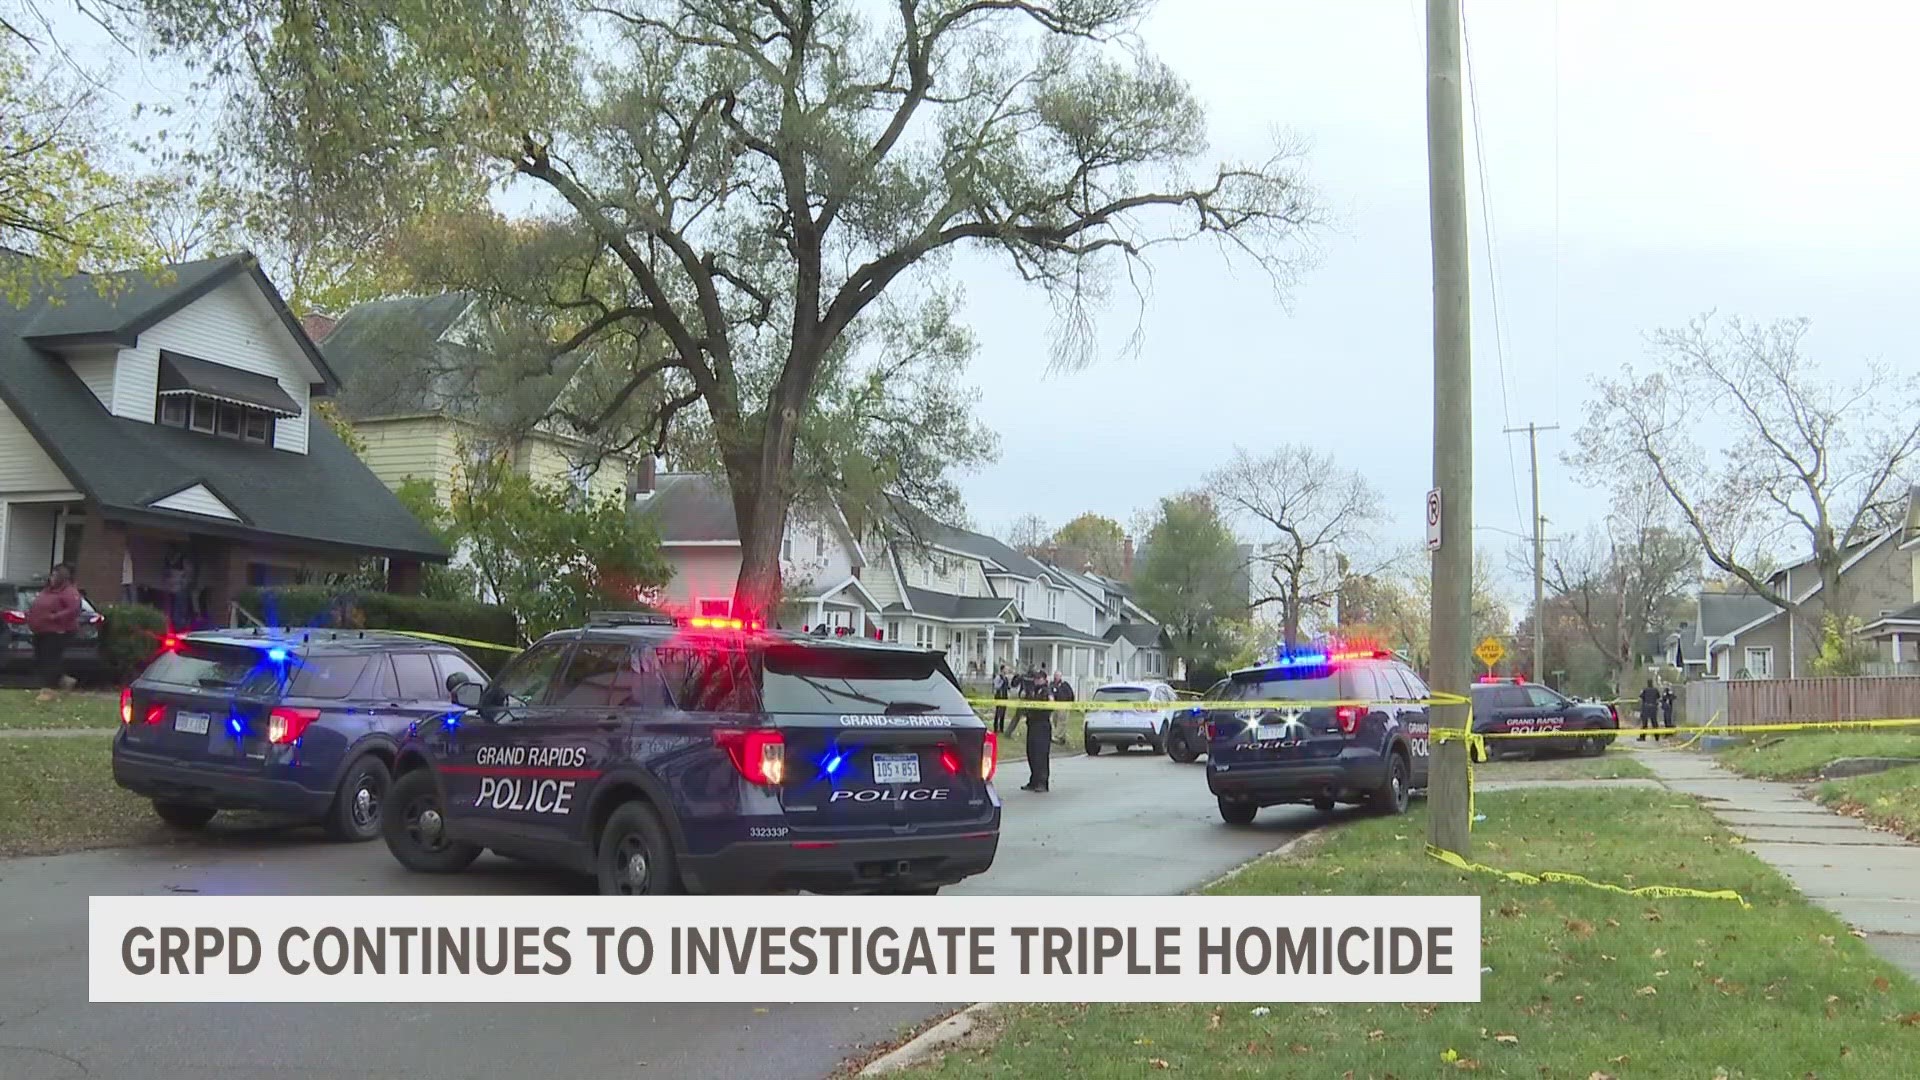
[26,564,82,701]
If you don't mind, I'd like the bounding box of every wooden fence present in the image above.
[1718,677,1920,726]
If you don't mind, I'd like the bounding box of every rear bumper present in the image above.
[1207,756,1386,804]
[680,830,1001,894]
[111,745,334,816]
[1085,725,1159,743]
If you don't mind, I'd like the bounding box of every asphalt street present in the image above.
[0,748,1322,1080]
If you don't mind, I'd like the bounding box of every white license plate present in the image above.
[174,711,211,735]
[872,754,921,784]
[1256,724,1295,742]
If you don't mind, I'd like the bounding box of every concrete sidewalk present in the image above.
[1632,745,1920,978]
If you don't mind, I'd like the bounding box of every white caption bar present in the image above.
[90,894,1480,1003]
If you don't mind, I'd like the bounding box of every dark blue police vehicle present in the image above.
[382,612,1002,896]
[1469,678,1618,758]
[112,628,489,839]
[1203,646,1431,824]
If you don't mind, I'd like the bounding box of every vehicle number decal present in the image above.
[748,826,789,839]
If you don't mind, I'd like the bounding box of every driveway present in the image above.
[0,749,1321,1079]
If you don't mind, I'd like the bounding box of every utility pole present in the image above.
[1504,422,1559,684]
[1425,0,1472,857]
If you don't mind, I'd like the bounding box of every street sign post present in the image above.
[1425,489,1442,551]
[1474,635,1504,674]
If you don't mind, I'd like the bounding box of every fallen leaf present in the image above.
[1850,930,1867,939]
[1600,954,1616,961]
[1873,977,1893,993]
[1642,910,1663,923]
[1589,1073,1617,1080]
[1818,935,1834,946]
[1148,1058,1170,1070]
[1369,1029,1386,1041]
[1289,1043,1311,1054]
[1134,1038,1155,1046]
[1655,970,1670,978]
[1606,919,1621,928]
[1207,1012,1222,1031]
[1651,947,1666,958]
[1308,1006,1331,1018]
[1494,1033,1519,1046]
[1566,919,1595,937]
[1453,1058,1481,1071]
[1636,986,1658,996]
[1609,1055,1630,1065]
[1899,1012,1920,1027]
[1442,1048,1461,1063]
[1250,1006,1272,1017]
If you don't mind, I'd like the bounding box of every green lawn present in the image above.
[1817,768,1920,842]
[987,710,1089,763]
[1717,731,1920,780]
[1474,751,1653,782]
[0,736,168,856]
[0,689,122,730]
[907,789,1920,1078]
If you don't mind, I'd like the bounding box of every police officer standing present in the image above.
[991,664,1012,735]
[1637,679,1661,742]
[1660,685,1677,735]
[1049,671,1075,746]
[1019,669,1053,792]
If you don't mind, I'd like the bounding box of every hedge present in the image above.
[101,603,169,681]
[236,588,521,673]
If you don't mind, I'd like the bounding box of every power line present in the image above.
[1460,3,1527,532]
[1552,0,1563,425]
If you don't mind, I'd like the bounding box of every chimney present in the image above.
[1122,535,1134,579]
[301,313,338,343]
[631,455,657,500]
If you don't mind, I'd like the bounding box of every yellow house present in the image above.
[311,297,634,505]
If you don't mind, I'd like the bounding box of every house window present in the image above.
[887,620,900,642]
[781,534,793,561]
[815,532,825,557]
[158,395,276,446]
[1743,647,1773,678]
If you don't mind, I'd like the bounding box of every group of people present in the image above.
[1637,680,1678,740]
[989,663,1074,794]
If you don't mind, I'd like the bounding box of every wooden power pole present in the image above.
[1505,422,1559,683]
[1425,0,1473,856]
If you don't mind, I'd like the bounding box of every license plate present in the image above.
[872,753,921,784]
[174,711,211,735]
[1256,724,1292,742]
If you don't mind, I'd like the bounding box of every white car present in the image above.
[1083,681,1180,755]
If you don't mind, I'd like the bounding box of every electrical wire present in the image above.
[1460,2,1528,533]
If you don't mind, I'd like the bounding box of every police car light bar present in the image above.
[588,611,678,627]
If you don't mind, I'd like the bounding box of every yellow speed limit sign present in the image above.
[1473,636,1505,668]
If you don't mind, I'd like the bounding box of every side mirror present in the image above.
[451,681,485,709]
[445,670,471,694]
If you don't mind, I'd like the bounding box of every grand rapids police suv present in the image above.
[1203,646,1431,824]
[383,613,1002,896]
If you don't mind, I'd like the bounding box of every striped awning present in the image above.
[157,350,301,417]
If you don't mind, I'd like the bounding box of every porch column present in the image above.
[1011,629,1021,666]
[1050,642,1059,674]
[985,625,995,665]
[811,600,825,629]
[1894,633,1904,664]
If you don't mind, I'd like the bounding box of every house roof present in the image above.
[0,260,449,561]
[895,508,1051,580]
[1700,590,1780,638]
[15,253,341,390]
[1104,622,1168,648]
[636,473,739,543]
[1022,617,1108,645]
[1860,601,1920,635]
[1708,530,1901,650]
[887,587,1019,622]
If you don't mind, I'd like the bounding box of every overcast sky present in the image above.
[952,0,1920,601]
[43,1,1920,603]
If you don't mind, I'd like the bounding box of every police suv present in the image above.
[1203,647,1431,824]
[382,613,1001,896]
[1468,678,1619,759]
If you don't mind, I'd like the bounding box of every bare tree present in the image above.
[1570,315,1920,628]
[1541,478,1699,695]
[1002,513,1053,556]
[1207,445,1388,647]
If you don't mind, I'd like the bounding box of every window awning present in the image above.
[157,350,301,417]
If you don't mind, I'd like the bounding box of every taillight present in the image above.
[1205,720,1220,740]
[1608,704,1619,725]
[145,705,164,725]
[1,610,25,625]
[980,733,998,782]
[1335,705,1363,735]
[119,687,133,725]
[939,746,963,775]
[715,729,785,785]
[267,707,320,745]
[86,612,104,625]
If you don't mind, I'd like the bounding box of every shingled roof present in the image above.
[0,256,448,561]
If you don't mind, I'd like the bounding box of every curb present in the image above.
[858,1002,999,1075]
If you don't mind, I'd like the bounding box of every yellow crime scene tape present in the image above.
[1424,844,1752,908]
[383,629,523,653]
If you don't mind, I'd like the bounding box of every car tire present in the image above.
[1218,799,1257,826]
[882,886,942,896]
[1371,751,1411,815]
[323,755,391,842]
[1084,736,1101,756]
[1312,795,1337,813]
[1167,730,1201,764]
[151,800,216,830]
[596,802,681,896]
[383,769,481,874]
[1146,738,1163,755]
[1580,729,1608,757]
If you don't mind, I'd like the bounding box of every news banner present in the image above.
[90,896,1480,1003]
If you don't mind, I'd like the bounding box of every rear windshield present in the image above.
[1223,670,1350,703]
[757,646,970,715]
[139,643,371,700]
[1092,687,1152,702]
